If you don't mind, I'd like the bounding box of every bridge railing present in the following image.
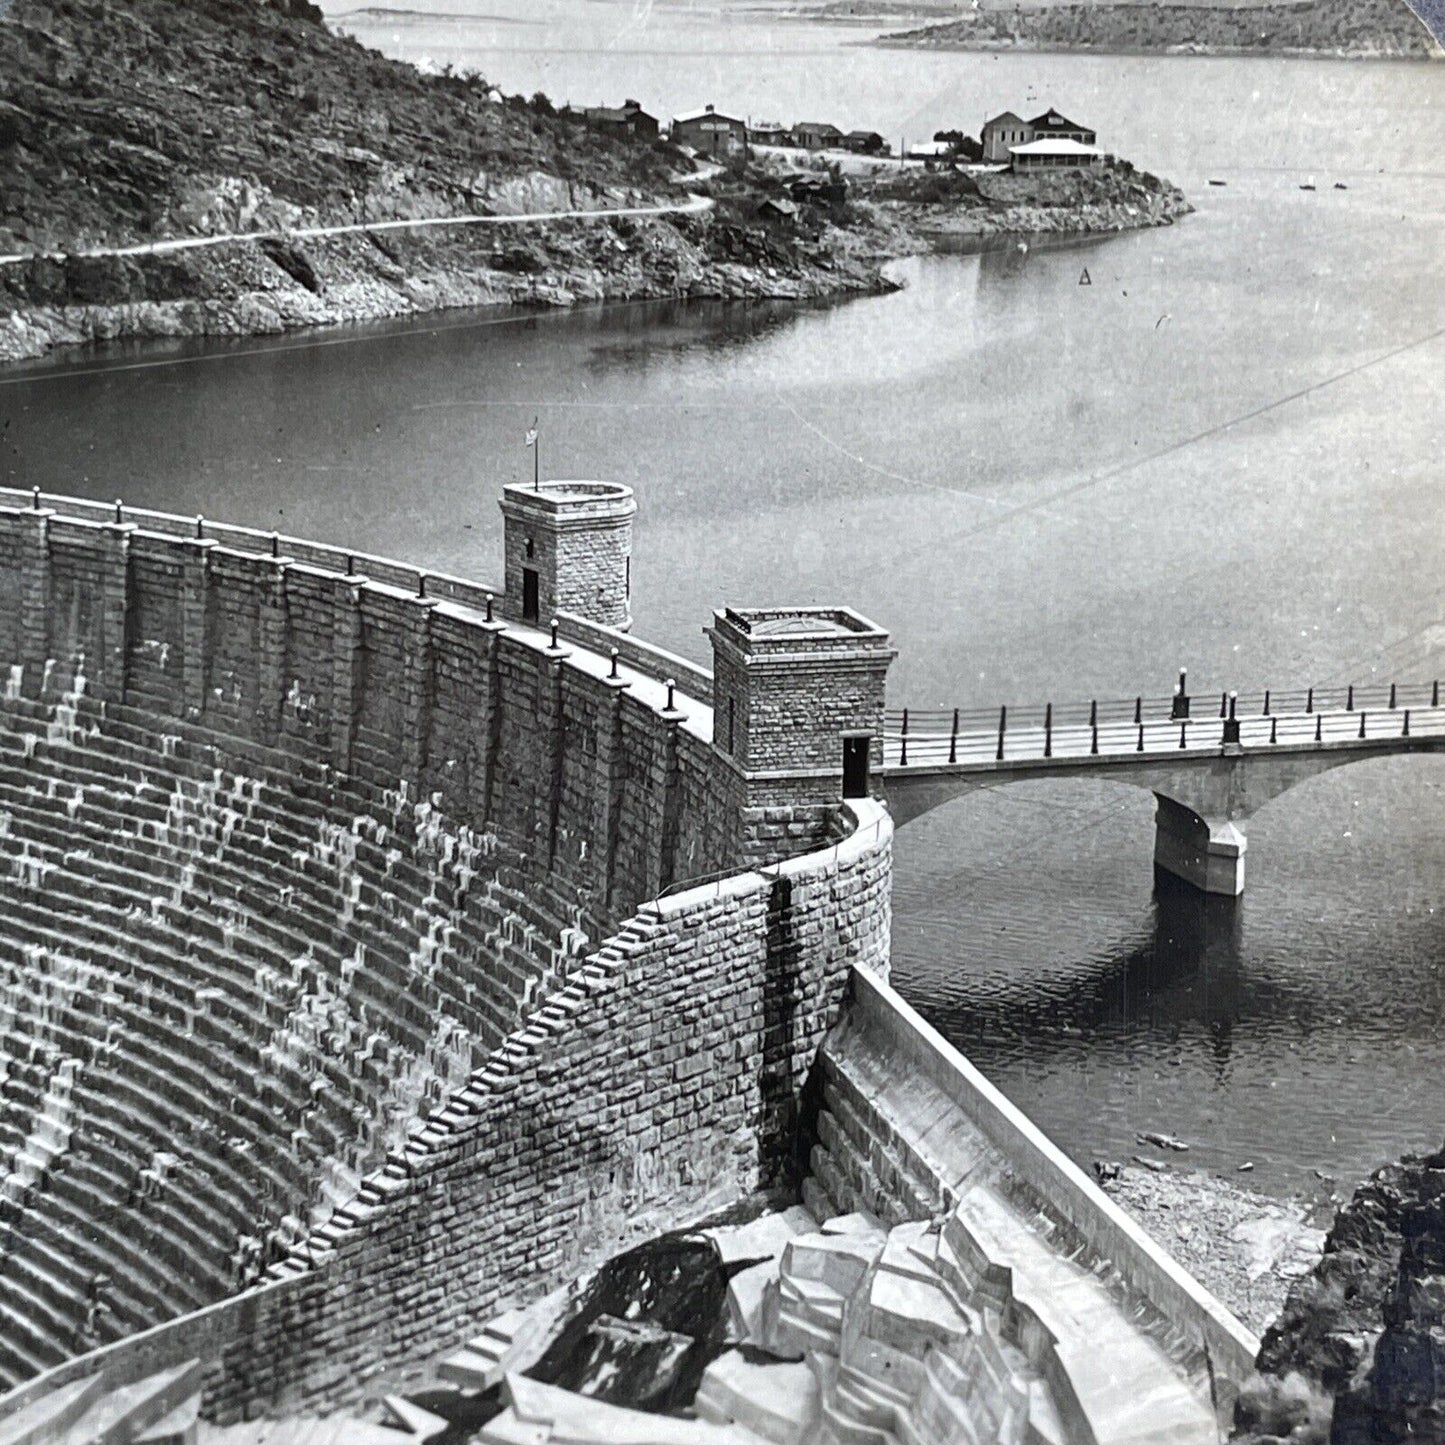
[884,679,1444,769]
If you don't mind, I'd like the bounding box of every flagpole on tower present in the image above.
[525,416,540,491]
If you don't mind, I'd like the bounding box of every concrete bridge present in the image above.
[880,673,1445,895]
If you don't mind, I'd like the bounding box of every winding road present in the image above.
[0,192,713,268]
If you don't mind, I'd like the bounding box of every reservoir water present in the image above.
[5,2,1444,1203]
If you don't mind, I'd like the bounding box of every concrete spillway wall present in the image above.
[0,492,893,1419]
[808,966,1259,1424]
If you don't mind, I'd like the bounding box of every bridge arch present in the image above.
[882,735,1445,895]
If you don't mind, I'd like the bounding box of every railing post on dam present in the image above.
[1306,687,1314,713]
[900,708,909,767]
[1179,720,1188,749]
[1403,709,1411,737]
[1359,711,1368,740]
[1389,683,1397,710]
[1434,680,1440,709]
[1134,696,1142,725]
[1262,689,1271,716]
[1137,722,1144,752]
[1270,717,1278,744]
[1044,703,1052,759]
[1218,690,1228,720]
[948,708,959,765]
[996,706,1006,762]
[1347,684,1354,712]
[1315,714,1323,743]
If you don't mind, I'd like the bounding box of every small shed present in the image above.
[792,122,845,151]
[758,196,800,224]
[748,120,790,146]
[582,100,659,142]
[844,130,888,155]
[905,139,955,163]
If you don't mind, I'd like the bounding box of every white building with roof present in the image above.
[1009,137,1102,172]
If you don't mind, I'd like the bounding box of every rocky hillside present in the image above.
[0,0,684,256]
[882,0,1441,57]
[1235,1141,1445,1443]
[0,0,909,361]
[0,0,1192,364]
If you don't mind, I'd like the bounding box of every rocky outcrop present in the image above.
[1234,1143,1445,1444]
[870,160,1191,244]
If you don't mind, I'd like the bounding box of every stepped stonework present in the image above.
[0,480,1253,1444]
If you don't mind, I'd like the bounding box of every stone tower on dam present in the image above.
[0,477,1254,1445]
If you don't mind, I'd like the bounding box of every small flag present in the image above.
[524,419,539,448]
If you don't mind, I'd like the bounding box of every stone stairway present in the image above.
[0,682,600,1384]
[436,1305,533,1394]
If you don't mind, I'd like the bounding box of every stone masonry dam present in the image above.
[0,481,1256,1445]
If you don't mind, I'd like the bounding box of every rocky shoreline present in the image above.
[0,208,878,367]
[0,181,1190,368]
[1234,1141,1445,1444]
[1101,1166,1326,1340]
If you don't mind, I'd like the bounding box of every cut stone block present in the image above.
[479,1373,770,1444]
[704,1207,816,1267]
[694,1351,817,1445]
[727,1259,778,1345]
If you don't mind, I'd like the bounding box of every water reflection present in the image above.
[582,297,827,374]
[892,760,1445,1196]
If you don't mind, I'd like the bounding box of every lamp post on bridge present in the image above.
[1222,691,1242,751]
[1171,668,1191,720]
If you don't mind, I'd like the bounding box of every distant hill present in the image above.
[879,0,1442,56]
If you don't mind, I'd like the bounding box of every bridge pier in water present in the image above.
[1152,794,1248,897]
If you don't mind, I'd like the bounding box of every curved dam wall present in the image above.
[0,491,894,1416]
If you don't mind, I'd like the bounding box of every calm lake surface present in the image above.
[6,2,1444,1202]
